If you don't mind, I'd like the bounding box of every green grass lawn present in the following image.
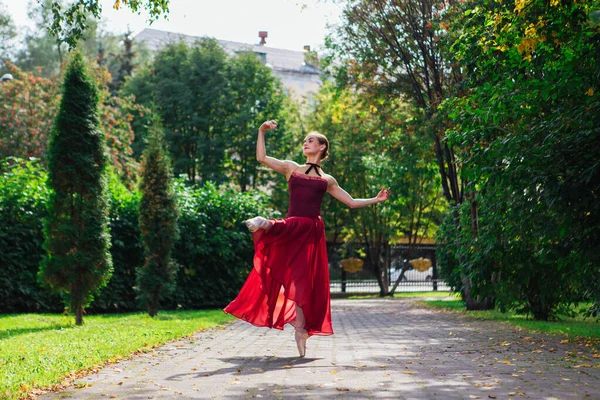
[420,299,600,341]
[0,310,235,399]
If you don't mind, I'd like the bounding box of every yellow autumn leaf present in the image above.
[514,0,526,13]
[586,88,594,96]
[113,0,121,9]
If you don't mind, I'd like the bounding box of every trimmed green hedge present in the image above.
[0,158,277,313]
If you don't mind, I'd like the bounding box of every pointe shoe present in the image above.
[294,327,309,357]
[244,216,268,233]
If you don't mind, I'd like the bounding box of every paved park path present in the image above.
[39,298,600,399]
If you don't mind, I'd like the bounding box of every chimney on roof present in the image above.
[258,31,268,46]
[304,45,318,67]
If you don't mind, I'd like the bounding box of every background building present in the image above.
[134,28,322,104]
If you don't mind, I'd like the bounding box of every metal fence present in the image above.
[330,279,450,294]
[327,242,449,294]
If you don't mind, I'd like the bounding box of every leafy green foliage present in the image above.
[39,51,112,325]
[90,172,143,313]
[137,119,179,316]
[0,157,275,313]
[0,158,62,313]
[47,0,169,47]
[0,61,139,184]
[308,82,445,296]
[169,181,277,309]
[0,63,59,164]
[224,52,290,192]
[436,0,600,319]
[121,39,298,191]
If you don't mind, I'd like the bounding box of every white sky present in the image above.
[3,0,343,52]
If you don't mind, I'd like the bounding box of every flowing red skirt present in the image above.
[223,216,333,336]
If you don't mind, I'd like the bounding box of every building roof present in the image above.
[134,28,320,76]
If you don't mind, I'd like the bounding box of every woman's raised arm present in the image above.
[256,120,297,176]
[327,176,390,208]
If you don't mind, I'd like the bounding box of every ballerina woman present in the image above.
[223,120,391,357]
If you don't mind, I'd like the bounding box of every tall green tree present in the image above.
[309,82,444,296]
[123,39,298,190]
[123,39,230,183]
[224,52,289,192]
[329,0,492,306]
[137,116,179,317]
[437,0,600,319]
[39,51,112,325]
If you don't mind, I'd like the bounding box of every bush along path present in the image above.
[38,298,599,399]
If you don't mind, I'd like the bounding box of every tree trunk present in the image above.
[462,276,495,310]
[75,303,83,326]
[148,296,159,317]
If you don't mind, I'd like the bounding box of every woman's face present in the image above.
[303,135,323,157]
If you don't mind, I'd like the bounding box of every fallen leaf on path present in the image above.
[336,388,350,392]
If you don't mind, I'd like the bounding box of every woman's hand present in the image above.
[259,120,277,132]
[376,187,391,203]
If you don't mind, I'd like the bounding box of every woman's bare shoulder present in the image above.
[322,172,337,186]
[283,160,303,180]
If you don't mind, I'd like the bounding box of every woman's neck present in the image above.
[305,157,321,165]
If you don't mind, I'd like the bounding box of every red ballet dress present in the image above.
[223,171,333,336]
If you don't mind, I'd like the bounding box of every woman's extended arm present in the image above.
[327,176,390,208]
[256,120,297,175]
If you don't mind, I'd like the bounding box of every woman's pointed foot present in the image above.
[244,216,268,233]
[294,327,309,357]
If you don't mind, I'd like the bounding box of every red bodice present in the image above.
[286,172,328,218]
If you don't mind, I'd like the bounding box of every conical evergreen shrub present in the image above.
[137,116,179,317]
[39,51,112,325]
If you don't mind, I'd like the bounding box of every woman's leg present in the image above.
[294,303,309,357]
[294,304,306,329]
